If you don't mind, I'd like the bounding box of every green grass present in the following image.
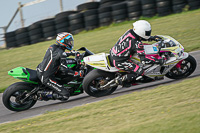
[0,9,200,92]
[0,76,200,133]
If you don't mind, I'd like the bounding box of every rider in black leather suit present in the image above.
[37,32,83,100]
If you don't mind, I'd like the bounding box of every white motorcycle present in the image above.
[82,35,197,97]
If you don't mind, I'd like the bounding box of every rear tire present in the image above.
[2,82,37,111]
[83,69,117,97]
[165,55,197,79]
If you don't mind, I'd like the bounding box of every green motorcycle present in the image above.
[2,47,94,112]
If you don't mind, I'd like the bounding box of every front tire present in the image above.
[83,69,118,97]
[166,55,197,79]
[2,82,37,111]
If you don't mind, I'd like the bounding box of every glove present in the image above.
[66,50,76,56]
[70,50,80,56]
[149,36,162,42]
[75,51,80,57]
[150,57,166,66]
[74,70,84,77]
[158,57,166,66]
[75,51,82,61]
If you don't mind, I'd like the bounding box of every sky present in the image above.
[0,0,99,45]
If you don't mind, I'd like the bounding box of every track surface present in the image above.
[0,51,199,124]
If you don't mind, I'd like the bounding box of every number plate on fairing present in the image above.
[144,45,158,54]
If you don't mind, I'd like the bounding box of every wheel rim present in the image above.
[89,76,113,95]
[168,59,192,77]
[9,89,34,110]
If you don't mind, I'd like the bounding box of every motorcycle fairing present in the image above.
[83,35,189,79]
[8,67,38,84]
[83,53,120,72]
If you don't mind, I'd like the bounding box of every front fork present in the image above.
[175,52,188,69]
[176,60,183,69]
[175,59,184,74]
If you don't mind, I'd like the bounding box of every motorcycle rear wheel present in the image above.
[83,69,117,97]
[165,55,197,79]
[2,82,37,111]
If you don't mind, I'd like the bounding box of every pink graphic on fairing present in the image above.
[117,40,132,56]
[176,60,183,68]
[146,54,162,60]
[137,50,144,53]
[145,55,155,61]
[160,51,168,53]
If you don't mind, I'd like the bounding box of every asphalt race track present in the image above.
[0,50,199,124]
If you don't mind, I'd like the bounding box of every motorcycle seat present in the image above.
[25,68,40,82]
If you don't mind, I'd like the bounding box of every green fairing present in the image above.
[67,64,76,68]
[64,82,83,96]
[8,67,38,84]
[75,84,82,92]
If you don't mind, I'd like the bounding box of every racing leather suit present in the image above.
[37,44,77,97]
[110,29,161,81]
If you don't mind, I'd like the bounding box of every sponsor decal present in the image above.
[153,47,158,51]
[47,83,61,92]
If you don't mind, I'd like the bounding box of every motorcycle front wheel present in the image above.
[165,55,197,79]
[83,69,118,97]
[2,82,37,112]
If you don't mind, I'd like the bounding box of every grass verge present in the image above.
[0,9,200,92]
[0,76,200,133]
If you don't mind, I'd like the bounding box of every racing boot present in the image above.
[115,74,134,87]
[37,90,54,101]
[116,73,143,87]
[51,87,70,101]
[53,93,69,101]
[59,87,70,101]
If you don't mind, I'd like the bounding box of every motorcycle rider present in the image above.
[110,20,165,86]
[37,32,83,100]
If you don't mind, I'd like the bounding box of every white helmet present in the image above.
[133,20,151,40]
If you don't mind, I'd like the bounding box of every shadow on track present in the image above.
[29,73,200,111]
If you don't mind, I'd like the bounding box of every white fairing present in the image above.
[83,53,119,72]
[179,52,189,60]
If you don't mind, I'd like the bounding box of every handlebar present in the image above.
[157,39,164,52]
[74,52,84,70]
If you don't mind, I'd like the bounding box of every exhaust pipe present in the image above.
[99,76,120,90]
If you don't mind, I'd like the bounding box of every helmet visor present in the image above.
[145,30,151,36]
[65,38,74,50]
[64,37,73,46]
[60,37,74,50]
